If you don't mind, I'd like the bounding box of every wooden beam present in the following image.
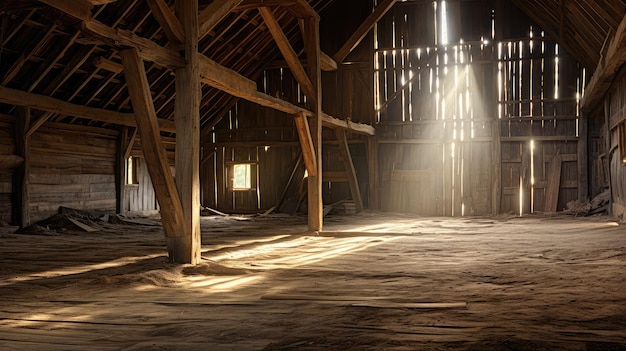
[294,112,317,176]
[25,112,52,139]
[0,84,176,133]
[335,129,364,212]
[38,0,93,21]
[81,19,185,69]
[120,48,186,239]
[87,0,116,5]
[322,113,375,135]
[367,136,379,210]
[320,51,338,71]
[147,0,184,45]
[333,0,397,63]
[171,0,202,264]
[0,155,24,170]
[259,7,316,101]
[581,14,626,111]
[93,56,123,74]
[198,55,374,135]
[199,0,244,40]
[303,17,323,231]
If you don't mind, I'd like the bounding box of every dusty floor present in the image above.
[0,212,625,350]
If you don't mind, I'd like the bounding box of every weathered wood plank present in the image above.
[544,152,562,212]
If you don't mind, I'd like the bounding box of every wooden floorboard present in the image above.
[0,213,625,350]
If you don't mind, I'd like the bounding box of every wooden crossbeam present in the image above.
[82,19,185,69]
[259,7,316,101]
[294,112,317,176]
[0,84,176,132]
[333,0,397,63]
[581,14,626,111]
[120,48,185,239]
[199,0,244,40]
[93,56,123,74]
[146,0,184,44]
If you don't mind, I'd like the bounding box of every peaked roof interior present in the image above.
[0,0,624,133]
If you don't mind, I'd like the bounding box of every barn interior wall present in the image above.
[375,0,586,216]
[0,114,118,225]
[595,66,626,220]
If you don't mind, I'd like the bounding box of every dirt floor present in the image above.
[0,211,625,350]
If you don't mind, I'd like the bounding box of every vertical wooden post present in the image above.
[335,129,364,212]
[116,126,129,215]
[578,113,588,201]
[367,136,379,210]
[604,98,613,215]
[492,6,502,216]
[303,16,323,231]
[173,0,201,264]
[15,107,31,227]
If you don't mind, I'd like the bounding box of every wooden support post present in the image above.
[120,48,186,243]
[15,107,31,227]
[367,136,379,210]
[116,127,129,215]
[492,17,502,216]
[335,129,364,213]
[578,113,588,201]
[172,0,202,264]
[303,17,323,231]
[294,112,317,176]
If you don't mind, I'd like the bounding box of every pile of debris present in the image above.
[563,190,610,216]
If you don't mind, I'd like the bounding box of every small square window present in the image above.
[233,164,252,190]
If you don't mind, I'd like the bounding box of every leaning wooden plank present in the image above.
[120,48,185,239]
[0,85,176,133]
[544,152,562,213]
[333,0,397,63]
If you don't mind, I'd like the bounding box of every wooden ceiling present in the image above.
[0,0,624,133]
[511,0,626,70]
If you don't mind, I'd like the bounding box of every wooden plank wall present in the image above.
[601,66,626,219]
[375,0,584,216]
[0,115,16,223]
[28,122,117,222]
[375,1,495,216]
[123,157,159,213]
[498,36,584,214]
